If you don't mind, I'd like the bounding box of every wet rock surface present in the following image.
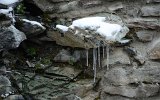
[0,25,26,51]
[0,0,160,100]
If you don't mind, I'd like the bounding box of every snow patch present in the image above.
[22,19,46,29]
[70,17,127,42]
[56,17,129,43]
[0,0,19,5]
[56,25,69,33]
[0,7,13,17]
[70,17,106,31]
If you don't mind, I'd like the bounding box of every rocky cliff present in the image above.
[0,0,160,100]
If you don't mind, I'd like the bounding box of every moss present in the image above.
[41,58,52,65]
[26,47,37,57]
[15,3,26,14]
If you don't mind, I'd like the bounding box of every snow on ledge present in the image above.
[56,17,129,43]
[0,7,13,15]
[0,0,19,5]
[56,25,69,33]
[22,19,46,30]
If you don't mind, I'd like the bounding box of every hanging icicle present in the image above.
[98,46,101,68]
[103,45,105,58]
[106,44,110,70]
[93,48,97,83]
[86,49,89,67]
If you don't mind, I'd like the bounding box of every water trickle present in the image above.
[93,48,97,82]
[98,46,101,68]
[106,44,110,70]
[86,49,89,66]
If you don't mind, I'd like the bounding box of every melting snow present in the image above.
[0,0,19,5]
[22,19,46,29]
[56,25,69,33]
[0,7,13,16]
[56,17,129,43]
[69,17,127,42]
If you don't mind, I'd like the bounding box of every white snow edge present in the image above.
[0,0,19,5]
[22,19,46,30]
[56,17,129,43]
[56,25,69,33]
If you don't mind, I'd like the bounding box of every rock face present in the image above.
[101,62,160,98]
[0,25,26,51]
[102,48,131,67]
[0,0,160,100]
[136,30,154,42]
[148,40,160,59]
[141,5,160,17]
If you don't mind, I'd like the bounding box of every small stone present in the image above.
[141,5,160,17]
[148,39,160,59]
[136,30,154,42]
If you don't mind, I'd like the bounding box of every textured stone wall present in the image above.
[27,0,160,99]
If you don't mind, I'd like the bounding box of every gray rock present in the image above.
[103,63,160,85]
[4,95,24,100]
[0,25,26,51]
[146,0,160,3]
[103,84,159,98]
[141,5,160,17]
[30,0,104,18]
[101,62,160,98]
[0,76,15,98]
[0,76,11,88]
[54,49,78,63]
[15,19,46,37]
[125,18,160,30]
[148,39,160,59]
[102,48,131,67]
[0,14,11,28]
[124,46,145,65]
[108,2,123,11]
[136,30,154,42]
[0,66,6,75]
[45,66,82,79]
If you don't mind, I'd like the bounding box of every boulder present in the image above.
[0,25,26,51]
[48,15,129,49]
[15,19,46,37]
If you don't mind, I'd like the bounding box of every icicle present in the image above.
[103,45,105,58]
[98,46,101,67]
[86,49,89,66]
[106,44,110,70]
[93,48,97,83]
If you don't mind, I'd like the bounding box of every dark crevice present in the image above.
[23,0,44,16]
